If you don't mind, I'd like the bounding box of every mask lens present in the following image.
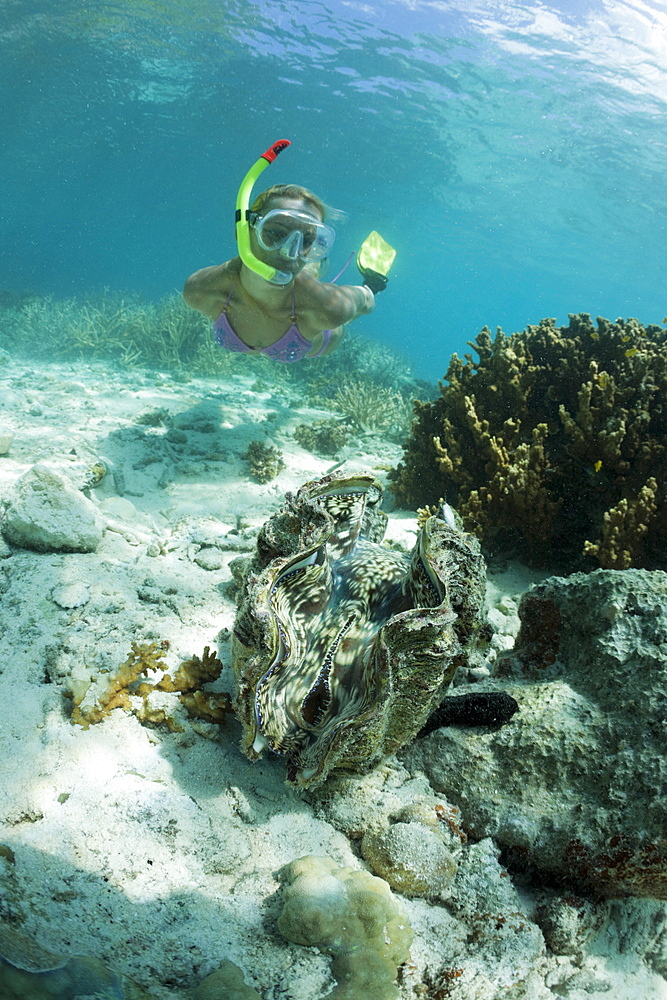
[254,210,334,261]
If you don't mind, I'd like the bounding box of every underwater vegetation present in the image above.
[0,291,218,372]
[0,291,427,425]
[391,314,667,571]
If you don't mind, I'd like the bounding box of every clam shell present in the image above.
[232,473,487,787]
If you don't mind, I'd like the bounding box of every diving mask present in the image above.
[250,209,335,262]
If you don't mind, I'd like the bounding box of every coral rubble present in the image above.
[391,314,667,570]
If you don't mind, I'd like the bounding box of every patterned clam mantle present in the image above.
[231,473,488,787]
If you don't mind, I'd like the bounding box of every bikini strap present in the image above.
[221,284,234,314]
[290,282,297,322]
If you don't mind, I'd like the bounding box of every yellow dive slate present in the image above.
[357,230,396,294]
[358,230,396,276]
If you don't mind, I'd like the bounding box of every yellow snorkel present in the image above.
[235,139,292,285]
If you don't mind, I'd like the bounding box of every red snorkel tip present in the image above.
[260,139,291,163]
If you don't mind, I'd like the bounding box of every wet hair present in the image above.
[250,184,334,221]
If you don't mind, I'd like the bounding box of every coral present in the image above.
[70,643,229,730]
[330,380,414,436]
[0,291,231,374]
[391,314,667,571]
[293,419,350,457]
[0,925,258,1000]
[295,330,422,396]
[277,855,413,1000]
[583,476,658,569]
[0,925,129,1000]
[185,960,261,999]
[243,440,285,483]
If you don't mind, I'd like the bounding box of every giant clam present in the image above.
[231,473,488,787]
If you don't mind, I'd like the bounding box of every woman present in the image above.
[183,184,376,363]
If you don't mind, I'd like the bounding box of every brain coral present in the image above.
[391,314,667,571]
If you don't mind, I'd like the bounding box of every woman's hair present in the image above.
[250,184,338,222]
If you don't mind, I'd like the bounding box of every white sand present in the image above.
[0,357,665,1000]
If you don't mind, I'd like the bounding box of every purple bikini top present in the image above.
[213,282,332,363]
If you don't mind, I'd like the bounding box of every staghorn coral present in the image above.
[243,440,286,483]
[391,314,667,571]
[330,380,414,437]
[70,642,229,730]
[0,291,233,374]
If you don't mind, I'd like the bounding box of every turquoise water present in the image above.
[1,0,666,378]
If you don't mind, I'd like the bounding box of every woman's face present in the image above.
[250,196,325,274]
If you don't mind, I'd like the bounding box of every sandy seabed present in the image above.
[0,356,665,1000]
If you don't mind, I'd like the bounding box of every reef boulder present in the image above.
[406,568,667,898]
[1,464,104,553]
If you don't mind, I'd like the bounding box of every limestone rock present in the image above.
[0,429,14,455]
[406,569,667,898]
[2,464,104,553]
[51,582,91,608]
[361,821,457,899]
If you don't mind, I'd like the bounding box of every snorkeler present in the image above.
[183,140,392,363]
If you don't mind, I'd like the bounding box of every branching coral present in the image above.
[391,315,667,571]
[331,381,414,437]
[243,441,286,483]
[0,292,225,373]
[70,642,229,730]
[293,419,350,457]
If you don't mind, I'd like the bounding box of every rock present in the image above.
[361,821,457,899]
[406,569,667,898]
[2,464,104,553]
[51,583,91,609]
[0,429,14,455]
[193,546,225,571]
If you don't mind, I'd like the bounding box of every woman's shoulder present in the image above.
[183,258,240,319]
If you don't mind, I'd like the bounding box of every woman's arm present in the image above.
[302,277,375,329]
